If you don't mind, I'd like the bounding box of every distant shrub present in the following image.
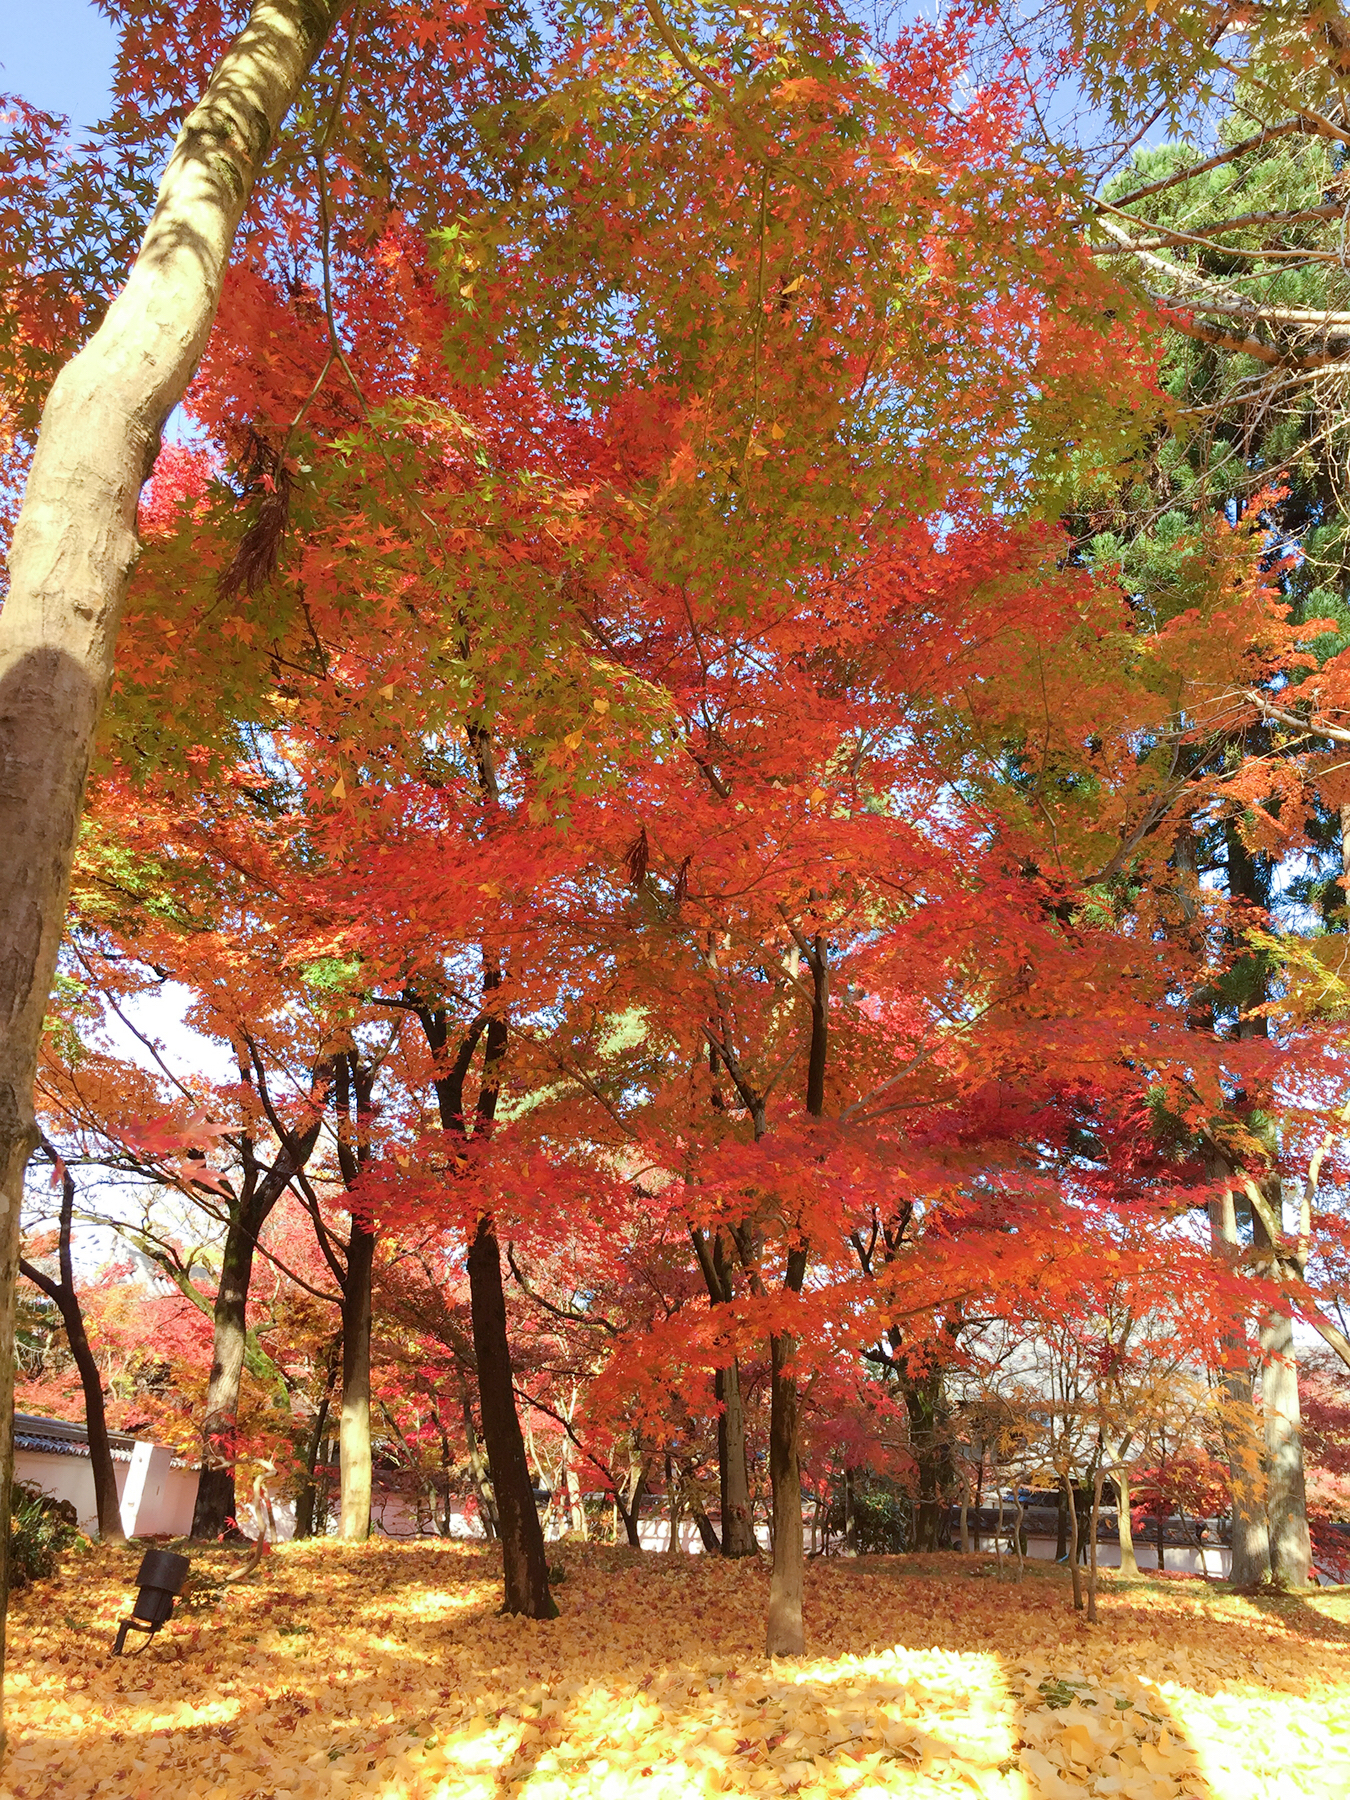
[8,1481,84,1589]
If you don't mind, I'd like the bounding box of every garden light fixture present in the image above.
[112,1548,190,1655]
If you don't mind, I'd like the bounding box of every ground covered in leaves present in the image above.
[5,1539,1348,1800]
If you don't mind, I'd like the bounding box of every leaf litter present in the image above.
[4,1541,1348,1800]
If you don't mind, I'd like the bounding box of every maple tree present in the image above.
[9,9,1350,1759]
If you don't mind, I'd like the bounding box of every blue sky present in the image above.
[0,0,117,126]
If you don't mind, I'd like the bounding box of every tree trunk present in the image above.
[844,1465,858,1555]
[1055,1484,1068,1561]
[295,1388,332,1541]
[1253,1192,1313,1587]
[0,0,350,1723]
[1065,1473,1084,1610]
[191,1219,259,1538]
[718,1358,756,1557]
[19,1155,123,1542]
[60,1290,124,1541]
[901,1359,953,1553]
[339,1215,375,1542]
[467,1216,555,1616]
[765,1314,806,1655]
[1208,1185,1271,1587]
[1116,1466,1138,1576]
[693,1226,755,1559]
[664,1453,682,1552]
[462,1391,498,1540]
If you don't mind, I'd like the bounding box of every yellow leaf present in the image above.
[593,697,610,713]
[781,275,803,294]
[330,776,347,800]
[379,683,395,700]
[770,422,786,439]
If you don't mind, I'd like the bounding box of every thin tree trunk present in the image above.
[19,1153,124,1542]
[844,1464,858,1555]
[0,0,350,1725]
[1208,1183,1271,1586]
[467,1216,556,1616]
[339,1215,375,1542]
[295,1385,333,1541]
[665,1453,682,1552]
[1087,1466,1105,1623]
[1065,1471,1084,1611]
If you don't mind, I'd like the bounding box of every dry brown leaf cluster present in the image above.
[4,1542,1347,1800]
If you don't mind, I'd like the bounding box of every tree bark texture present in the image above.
[467,1217,556,1614]
[1207,1186,1272,1586]
[0,0,351,1719]
[339,1215,375,1542]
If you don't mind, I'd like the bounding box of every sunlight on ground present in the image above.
[4,1541,1348,1800]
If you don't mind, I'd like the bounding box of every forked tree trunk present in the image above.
[0,0,350,1718]
[294,1385,333,1540]
[192,1120,323,1538]
[339,1216,375,1542]
[467,1216,556,1616]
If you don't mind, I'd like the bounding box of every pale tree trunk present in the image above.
[665,1453,682,1553]
[1115,1465,1139,1577]
[1087,1466,1105,1624]
[1252,1190,1312,1586]
[0,0,351,1730]
[339,1215,375,1542]
[1208,1181,1271,1587]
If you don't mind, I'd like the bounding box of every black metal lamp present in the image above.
[112,1548,191,1655]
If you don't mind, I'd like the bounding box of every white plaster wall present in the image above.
[14,1450,130,1537]
[15,1447,198,1540]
